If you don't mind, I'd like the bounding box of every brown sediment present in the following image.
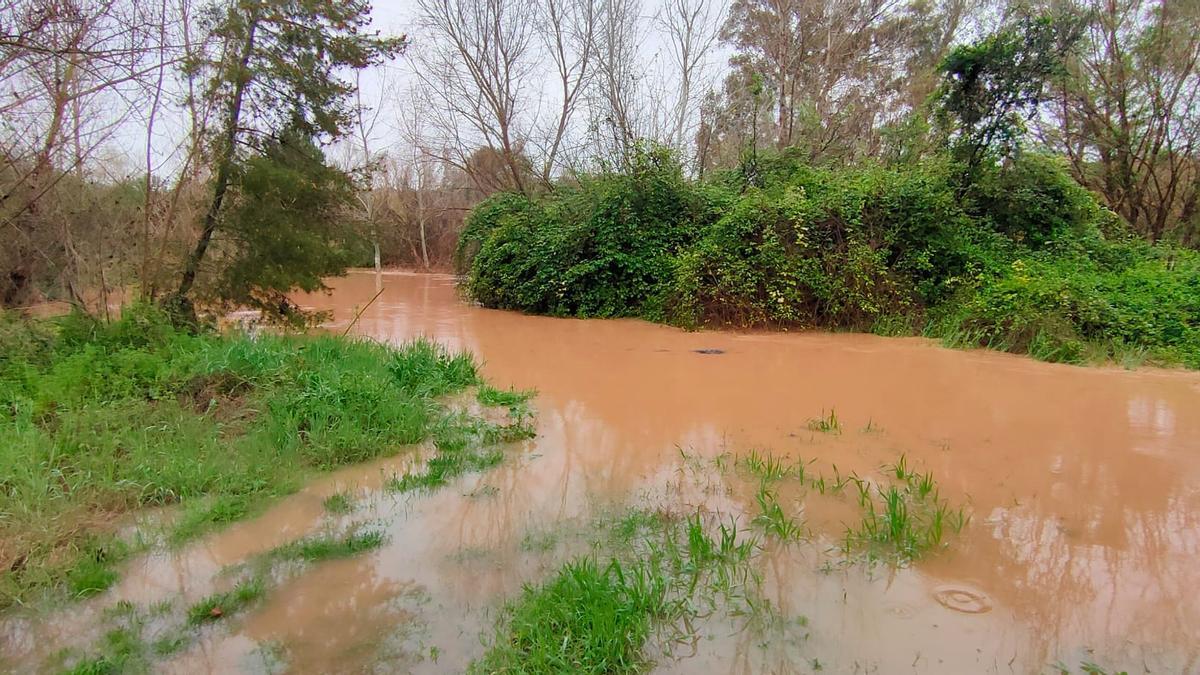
[4,269,1199,673]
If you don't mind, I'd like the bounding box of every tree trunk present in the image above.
[170,15,259,313]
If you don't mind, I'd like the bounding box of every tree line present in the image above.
[1,0,1196,320]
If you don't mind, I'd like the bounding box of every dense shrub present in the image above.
[968,153,1119,249]
[668,164,984,328]
[459,149,1200,369]
[460,147,729,318]
[932,243,1200,367]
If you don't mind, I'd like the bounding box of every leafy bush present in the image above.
[968,153,1116,249]
[460,148,1199,369]
[932,242,1200,367]
[461,146,728,318]
[668,163,982,329]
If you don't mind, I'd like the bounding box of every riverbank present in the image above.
[0,305,532,612]
[458,153,1200,370]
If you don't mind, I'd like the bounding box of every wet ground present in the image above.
[4,270,1200,673]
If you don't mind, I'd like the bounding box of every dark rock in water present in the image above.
[693,348,725,355]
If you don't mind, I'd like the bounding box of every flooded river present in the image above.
[5,270,1200,673]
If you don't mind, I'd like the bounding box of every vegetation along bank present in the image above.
[458,149,1199,370]
[0,306,533,610]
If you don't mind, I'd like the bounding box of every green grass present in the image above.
[471,558,665,674]
[59,598,183,674]
[186,577,266,625]
[321,491,355,515]
[714,447,968,563]
[477,384,535,408]
[0,304,528,609]
[751,486,805,541]
[805,409,841,434]
[736,449,805,482]
[474,508,765,673]
[384,413,533,493]
[270,529,386,563]
[58,526,387,673]
[843,458,970,562]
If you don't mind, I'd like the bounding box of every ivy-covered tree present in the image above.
[167,0,405,321]
[933,11,1085,178]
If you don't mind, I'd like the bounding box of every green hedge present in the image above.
[458,149,1199,369]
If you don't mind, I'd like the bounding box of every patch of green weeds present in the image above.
[713,444,967,563]
[186,577,265,625]
[471,558,665,674]
[322,491,355,515]
[59,598,178,674]
[752,486,805,541]
[1051,660,1130,675]
[270,529,386,563]
[476,384,535,408]
[843,458,969,562]
[66,539,131,600]
[473,508,767,673]
[0,305,531,608]
[737,449,806,482]
[805,409,841,434]
[385,413,530,493]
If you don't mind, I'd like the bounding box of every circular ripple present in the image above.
[933,584,993,614]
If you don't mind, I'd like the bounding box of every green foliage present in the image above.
[461,146,729,318]
[460,145,1199,369]
[968,153,1117,249]
[476,384,535,408]
[472,558,664,674]
[270,529,386,563]
[186,578,265,625]
[930,242,1200,368]
[194,0,405,143]
[322,492,355,515]
[934,10,1086,174]
[844,458,969,562]
[473,509,763,673]
[805,409,841,434]
[0,304,523,608]
[209,130,364,325]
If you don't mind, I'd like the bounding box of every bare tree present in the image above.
[657,0,724,155]
[414,0,538,193]
[588,0,646,164]
[713,0,963,163]
[1041,0,1200,243]
[532,0,599,183]
[1,0,179,307]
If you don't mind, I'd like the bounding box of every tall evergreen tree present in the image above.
[168,0,405,321]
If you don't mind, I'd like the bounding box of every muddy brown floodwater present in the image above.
[5,270,1200,674]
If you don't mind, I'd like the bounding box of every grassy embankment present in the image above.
[0,304,533,611]
[458,149,1200,369]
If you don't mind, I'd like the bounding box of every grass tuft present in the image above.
[805,409,841,434]
[476,384,535,408]
[186,577,265,625]
[271,529,386,563]
[321,491,355,515]
[475,508,767,673]
[752,486,805,541]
